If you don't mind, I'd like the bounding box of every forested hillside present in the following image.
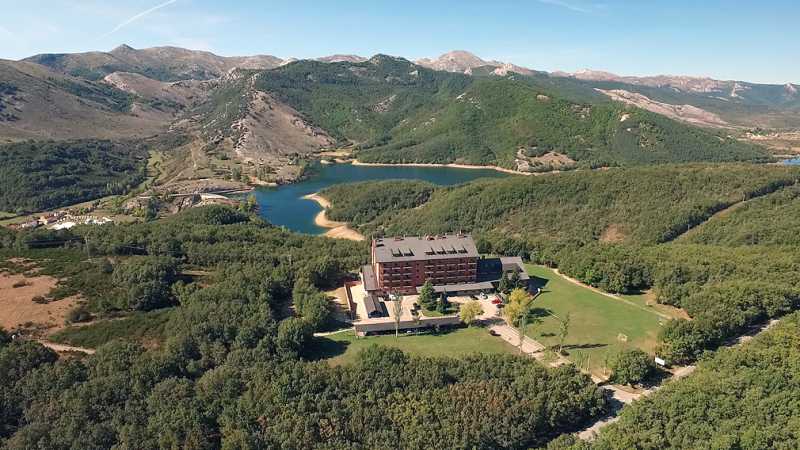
[321,165,800,364]
[323,165,799,245]
[356,79,766,168]
[0,139,149,213]
[685,184,800,246]
[0,206,607,448]
[256,58,768,168]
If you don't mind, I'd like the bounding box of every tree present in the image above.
[459,300,483,326]
[436,294,451,314]
[502,288,535,353]
[508,270,522,290]
[112,256,178,311]
[609,348,656,385]
[557,312,571,355]
[277,317,312,354]
[498,271,511,294]
[239,194,258,213]
[390,292,404,338]
[144,198,159,221]
[419,280,436,310]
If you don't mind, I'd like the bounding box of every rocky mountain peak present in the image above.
[317,54,367,63]
[416,50,492,74]
[111,44,136,54]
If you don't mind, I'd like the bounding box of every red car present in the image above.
[491,297,503,305]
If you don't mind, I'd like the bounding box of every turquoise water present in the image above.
[254,163,509,234]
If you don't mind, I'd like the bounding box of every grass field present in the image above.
[50,309,173,348]
[523,265,668,377]
[308,325,516,366]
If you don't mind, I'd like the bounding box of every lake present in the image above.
[254,163,509,234]
[785,157,800,165]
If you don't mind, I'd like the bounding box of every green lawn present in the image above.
[308,326,516,366]
[421,303,459,317]
[524,265,666,377]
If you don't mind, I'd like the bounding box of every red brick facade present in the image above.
[370,235,479,295]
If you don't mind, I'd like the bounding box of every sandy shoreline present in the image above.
[350,159,536,176]
[302,193,365,241]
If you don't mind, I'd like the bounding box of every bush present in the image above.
[65,305,92,324]
[609,348,656,385]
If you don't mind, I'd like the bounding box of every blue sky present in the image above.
[1,0,797,84]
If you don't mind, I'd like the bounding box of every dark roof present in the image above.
[476,257,530,283]
[361,264,379,292]
[363,294,386,317]
[499,256,530,281]
[354,316,461,333]
[416,281,495,293]
[373,234,478,263]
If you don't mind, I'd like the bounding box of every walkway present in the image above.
[37,340,95,355]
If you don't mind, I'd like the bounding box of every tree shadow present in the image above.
[304,336,350,361]
[563,343,608,350]
[529,275,550,291]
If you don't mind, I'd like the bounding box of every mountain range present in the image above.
[1,44,798,211]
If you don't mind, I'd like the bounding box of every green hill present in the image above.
[0,139,148,213]
[255,57,769,169]
[321,165,800,363]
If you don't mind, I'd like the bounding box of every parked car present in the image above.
[489,329,500,337]
[491,297,503,305]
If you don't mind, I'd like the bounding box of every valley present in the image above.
[2,39,800,450]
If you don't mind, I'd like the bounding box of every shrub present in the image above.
[65,305,92,324]
[609,348,656,385]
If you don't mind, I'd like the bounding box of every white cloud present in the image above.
[101,0,179,38]
[538,0,594,14]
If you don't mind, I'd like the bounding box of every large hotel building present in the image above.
[362,234,482,295]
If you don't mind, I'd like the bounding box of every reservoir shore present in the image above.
[302,193,365,241]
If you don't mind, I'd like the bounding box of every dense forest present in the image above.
[0,139,149,213]
[253,57,768,168]
[0,206,608,448]
[322,165,799,245]
[550,312,800,449]
[320,180,436,223]
[321,165,800,364]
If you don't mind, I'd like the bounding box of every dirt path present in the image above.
[37,340,95,355]
[351,159,537,176]
[302,193,365,241]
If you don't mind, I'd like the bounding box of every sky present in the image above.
[0,0,797,84]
